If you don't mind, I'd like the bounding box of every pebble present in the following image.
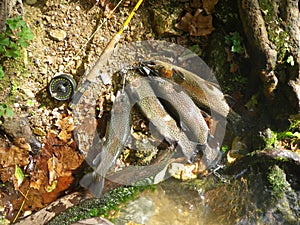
[39,67,48,75]
[49,29,67,42]
[25,0,37,5]
[33,127,46,136]
[22,88,35,98]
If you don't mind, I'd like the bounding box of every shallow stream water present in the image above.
[115,163,300,225]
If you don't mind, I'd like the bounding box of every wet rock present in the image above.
[49,29,67,41]
[115,197,154,225]
[205,150,300,224]
[227,136,248,164]
[1,115,42,153]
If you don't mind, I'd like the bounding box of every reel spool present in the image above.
[49,74,76,101]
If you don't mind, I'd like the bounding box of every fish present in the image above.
[107,148,176,186]
[150,60,241,124]
[125,71,199,163]
[148,76,222,168]
[80,90,131,198]
[149,76,209,144]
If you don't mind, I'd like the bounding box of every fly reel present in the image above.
[49,74,76,101]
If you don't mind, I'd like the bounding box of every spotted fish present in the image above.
[80,90,131,198]
[151,60,241,124]
[149,76,209,144]
[126,71,199,163]
[148,76,222,168]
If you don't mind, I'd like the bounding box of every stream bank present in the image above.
[0,0,299,224]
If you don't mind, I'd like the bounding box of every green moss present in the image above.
[47,185,154,225]
[260,119,300,149]
[267,165,289,199]
[259,0,276,22]
[0,16,34,118]
[259,0,292,65]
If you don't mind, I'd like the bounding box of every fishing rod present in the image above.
[69,0,144,107]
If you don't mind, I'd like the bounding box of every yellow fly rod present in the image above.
[70,0,144,106]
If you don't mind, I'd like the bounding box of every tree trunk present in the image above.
[238,0,300,118]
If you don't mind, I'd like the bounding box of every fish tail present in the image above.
[201,144,223,169]
[80,172,105,198]
[227,109,242,124]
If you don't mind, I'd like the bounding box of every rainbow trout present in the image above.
[151,60,241,124]
[149,76,209,144]
[148,76,222,168]
[126,71,199,163]
[107,149,175,186]
[80,90,131,198]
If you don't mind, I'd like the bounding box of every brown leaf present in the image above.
[229,63,239,73]
[30,170,44,190]
[190,0,201,8]
[42,176,73,204]
[55,115,74,132]
[0,167,14,183]
[0,138,30,168]
[175,9,214,36]
[203,0,218,14]
[175,12,194,32]
[47,156,58,185]
[190,9,214,36]
[53,144,84,171]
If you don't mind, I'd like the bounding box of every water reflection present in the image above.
[115,160,300,225]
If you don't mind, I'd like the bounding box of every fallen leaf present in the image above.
[55,115,74,142]
[46,180,58,193]
[55,115,74,132]
[47,156,58,186]
[42,176,73,204]
[175,9,214,36]
[14,165,25,188]
[30,170,44,190]
[203,0,218,14]
[0,139,30,168]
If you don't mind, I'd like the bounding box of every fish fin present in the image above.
[80,173,105,198]
[172,69,185,81]
[85,137,104,167]
[92,152,102,167]
[153,163,170,184]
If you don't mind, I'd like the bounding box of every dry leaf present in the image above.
[55,115,74,142]
[55,115,74,132]
[0,138,30,168]
[47,156,58,186]
[42,176,74,204]
[203,0,218,14]
[175,9,214,36]
[30,170,44,190]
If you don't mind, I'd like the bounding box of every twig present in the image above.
[12,188,30,223]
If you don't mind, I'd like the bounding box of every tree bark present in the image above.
[238,0,300,115]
